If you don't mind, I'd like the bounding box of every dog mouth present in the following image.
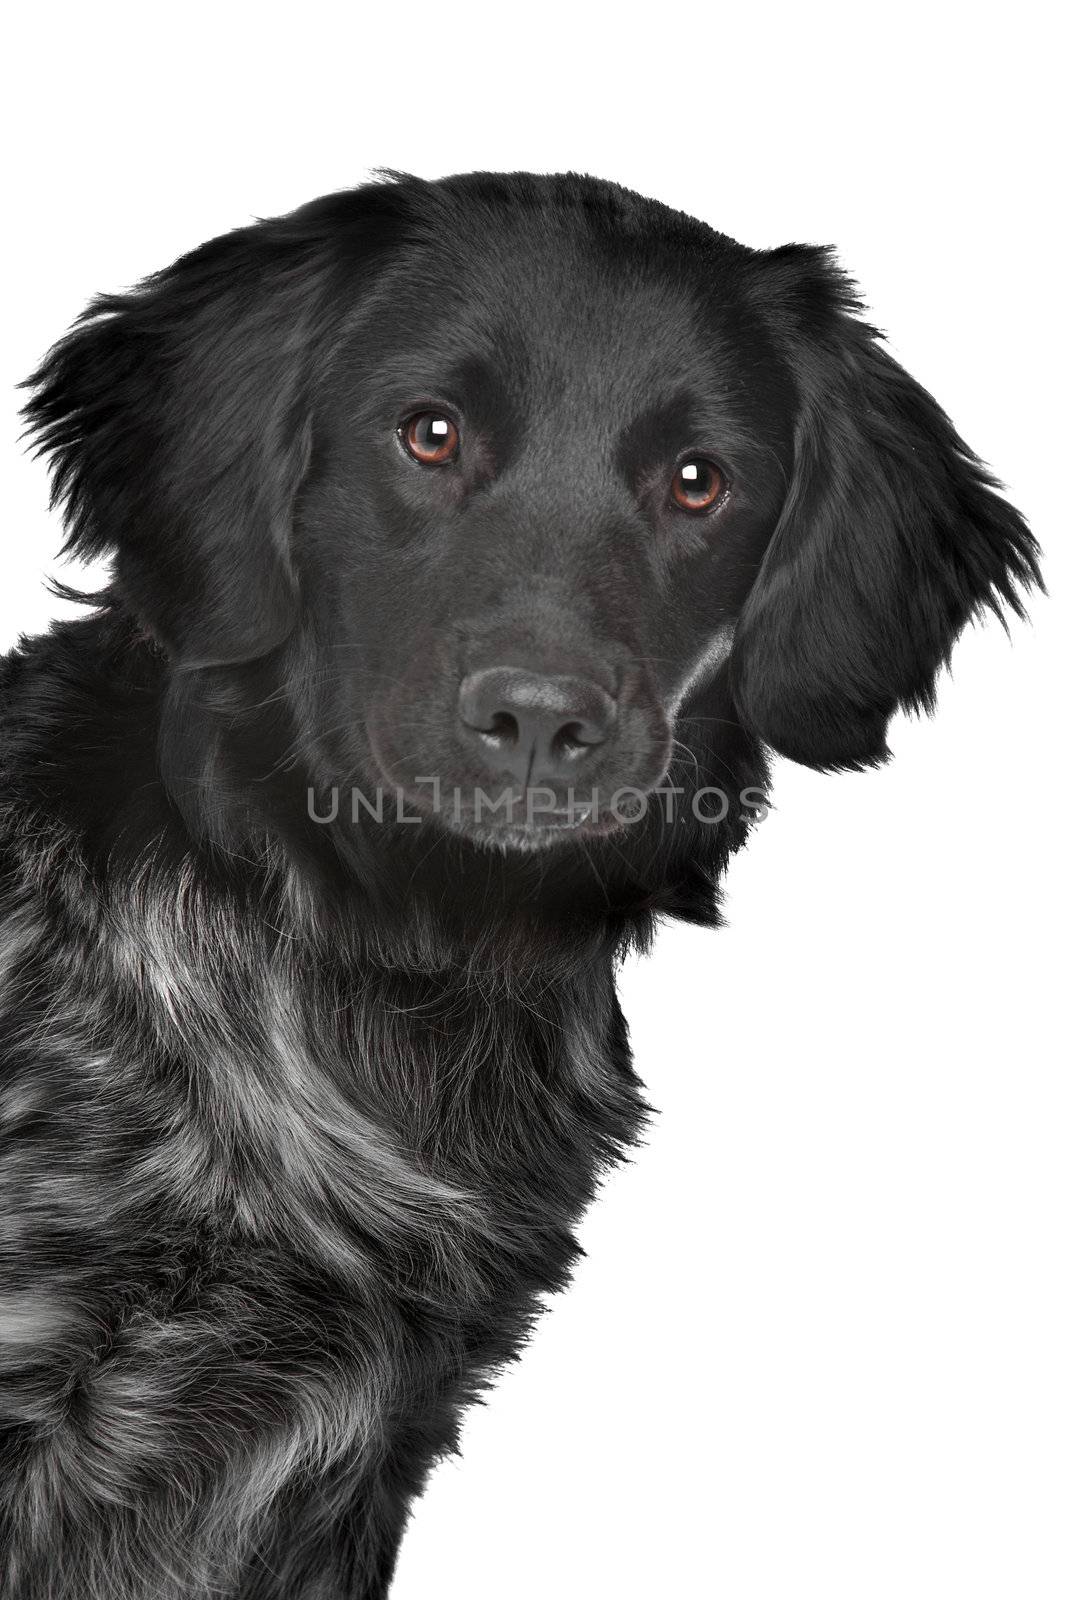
[356,734,654,851]
[362,687,674,851]
[400,786,630,850]
[445,802,618,853]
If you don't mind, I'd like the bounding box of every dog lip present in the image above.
[449,804,598,831]
[442,806,628,852]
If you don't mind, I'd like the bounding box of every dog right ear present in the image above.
[731,244,1041,771]
[23,183,408,669]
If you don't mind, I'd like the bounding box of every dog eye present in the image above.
[671,457,726,513]
[400,412,460,466]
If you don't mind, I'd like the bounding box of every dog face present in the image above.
[298,202,795,847]
[26,173,1039,867]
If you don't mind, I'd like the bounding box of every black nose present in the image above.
[458,667,617,782]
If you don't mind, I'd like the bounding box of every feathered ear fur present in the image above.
[22,185,407,668]
[731,246,1042,771]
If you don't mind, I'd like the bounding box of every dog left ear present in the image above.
[731,245,1042,771]
[23,186,405,668]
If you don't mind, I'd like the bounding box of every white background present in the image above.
[2,6,1063,1597]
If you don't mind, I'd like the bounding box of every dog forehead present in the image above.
[348,214,743,423]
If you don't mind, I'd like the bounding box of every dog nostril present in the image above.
[551,721,603,760]
[481,711,520,747]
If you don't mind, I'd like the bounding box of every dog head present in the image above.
[26,173,1039,892]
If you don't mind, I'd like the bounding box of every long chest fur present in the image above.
[0,841,644,1560]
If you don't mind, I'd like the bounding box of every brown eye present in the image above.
[671,457,726,512]
[401,412,459,465]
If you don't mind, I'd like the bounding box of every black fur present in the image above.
[0,172,1040,1597]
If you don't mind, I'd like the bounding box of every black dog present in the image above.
[0,172,1039,1598]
